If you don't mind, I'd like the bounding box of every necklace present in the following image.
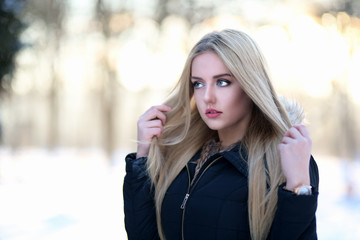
[191,138,241,185]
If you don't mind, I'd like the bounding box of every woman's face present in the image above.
[191,51,253,145]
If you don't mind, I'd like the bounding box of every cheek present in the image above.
[239,96,253,113]
[227,90,245,106]
[232,91,252,112]
[192,93,202,113]
[193,92,203,107]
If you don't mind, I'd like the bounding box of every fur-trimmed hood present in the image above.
[279,96,305,126]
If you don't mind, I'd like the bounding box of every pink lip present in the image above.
[205,108,222,118]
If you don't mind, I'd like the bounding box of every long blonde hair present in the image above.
[147,29,293,240]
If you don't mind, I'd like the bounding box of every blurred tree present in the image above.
[154,0,169,23]
[23,0,66,148]
[0,0,25,142]
[328,12,359,161]
[330,79,359,198]
[95,0,115,158]
[153,0,216,25]
[330,81,358,159]
[0,0,25,94]
[334,0,360,17]
[95,0,130,157]
[318,0,360,17]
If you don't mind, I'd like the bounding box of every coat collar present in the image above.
[189,143,249,177]
[219,143,249,177]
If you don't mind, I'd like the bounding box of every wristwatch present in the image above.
[283,184,312,195]
[293,185,312,196]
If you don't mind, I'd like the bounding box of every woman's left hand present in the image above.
[278,125,312,191]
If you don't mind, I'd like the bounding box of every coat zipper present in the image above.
[181,165,191,240]
[180,156,221,240]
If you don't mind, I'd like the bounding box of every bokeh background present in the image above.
[0,0,359,239]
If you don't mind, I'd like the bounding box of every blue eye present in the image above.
[192,81,204,89]
[217,79,231,87]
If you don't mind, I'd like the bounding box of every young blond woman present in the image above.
[123,29,319,240]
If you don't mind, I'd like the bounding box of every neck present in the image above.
[218,130,245,149]
[218,111,252,148]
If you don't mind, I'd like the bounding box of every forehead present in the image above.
[191,52,230,76]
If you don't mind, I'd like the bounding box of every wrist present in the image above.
[136,152,147,159]
[285,175,310,191]
[136,146,149,159]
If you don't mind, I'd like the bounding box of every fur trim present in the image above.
[279,96,305,125]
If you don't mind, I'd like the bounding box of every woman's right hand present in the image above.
[136,105,172,158]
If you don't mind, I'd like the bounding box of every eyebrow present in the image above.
[191,73,233,80]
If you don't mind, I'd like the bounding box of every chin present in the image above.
[201,117,222,130]
[204,123,222,131]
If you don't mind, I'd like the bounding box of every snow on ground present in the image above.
[0,147,359,240]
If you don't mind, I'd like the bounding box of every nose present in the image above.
[204,85,216,104]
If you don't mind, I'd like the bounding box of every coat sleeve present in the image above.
[268,156,319,240]
[123,153,160,240]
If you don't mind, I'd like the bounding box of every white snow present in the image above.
[0,148,359,240]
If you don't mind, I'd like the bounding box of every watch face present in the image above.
[297,186,312,195]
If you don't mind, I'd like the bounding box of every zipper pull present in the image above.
[180,193,190,209]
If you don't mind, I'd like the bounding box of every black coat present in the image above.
[123,144,319,240]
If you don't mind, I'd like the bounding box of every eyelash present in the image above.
[217,79,231,87]
[192,79,231,89]
[192,81,204,89]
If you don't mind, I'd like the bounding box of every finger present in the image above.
[153,105,171,124]
[284,126,302,139]
[144,112,167,126]
[139,125,163,140]
[142,119,163,129]
[143,105,171,124]
[138,120,163,138]
[293,125,310,138]
[146,127,163,138]
[154,112,168,125]
[281,136,295,144]
[140,109,163,124]
[155,104,172,112]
